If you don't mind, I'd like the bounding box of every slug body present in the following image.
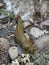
[15,16,36,54]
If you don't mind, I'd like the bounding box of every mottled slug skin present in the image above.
[15,16,36,54]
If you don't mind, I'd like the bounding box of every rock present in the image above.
[43,53,49,60]
[47,61,49,65]
[0,44,10,65]
[0,28,8,37]
[40,20,49,31]
[0,15,8,20]
[23,22,31,28]
[47,2,49,13]
[24,33,29,39]
[32,52,40,59]
[0,3,4,8]
[0,38,9,49]
[35,34,49,49]
[8,46,18,60]
[26,62,34,65]
[0,0,3,3]
[43,30,49,34]
[30,27,44,39]
[13,25,16,30]
[2,64,6,65]
[21,11,34,23]
[35,56,45,65]
[40,1,48,16]
[4,0,12,11]
[21,12,31,21]
[13,5,22,16]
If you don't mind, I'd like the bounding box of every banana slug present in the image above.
[15,16,36,54]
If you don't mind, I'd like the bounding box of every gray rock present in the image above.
[35,34,49,49]
[0,38,9,49]
[40,1,48,16]
[0,28,8,37]
[0,15,8,20]
[35,56,46,65]
[4,0,12,11]
[0,3,4,7]
[26,62,34,65]
[24,33,29,39]
[23,22,31,28]
[0,0,3,3]
[2,64,6,65]
[47,61,49,65]
[30,27,44,39]
[40,20,49,31]
[32,52,40,59]
[43,53,49,60]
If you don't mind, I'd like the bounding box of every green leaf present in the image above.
[8,13,15,19]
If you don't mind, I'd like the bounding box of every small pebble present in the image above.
[0,3,4,8]
[8,46,18,60]
[35,35,49,49]
[23,22,31,28]
[30,27,44,38]
[43,53,49,60]
[24,33,29,39]
[0,38,9,49]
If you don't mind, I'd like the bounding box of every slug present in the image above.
[15,16,36,54]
